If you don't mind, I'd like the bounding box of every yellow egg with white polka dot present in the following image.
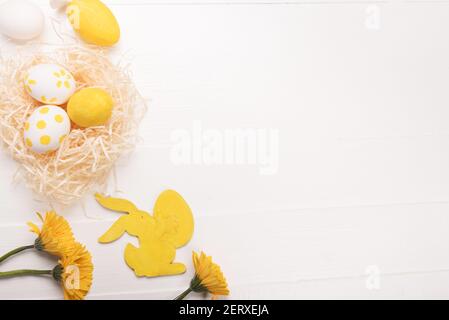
[24,105,71,154]
[24,64,76,105]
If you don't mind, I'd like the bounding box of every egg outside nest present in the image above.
[0,0,45,41]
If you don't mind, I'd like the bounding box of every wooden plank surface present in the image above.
[0,0,448,299]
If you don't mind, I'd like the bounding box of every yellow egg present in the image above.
[66,0,120,47]
[67,88,113,127]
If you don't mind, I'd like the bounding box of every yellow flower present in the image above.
[175,251,230,300]
[192,251,229,297]
[28,212,75,257]
[0,212,93,300]
[56,242,94,300]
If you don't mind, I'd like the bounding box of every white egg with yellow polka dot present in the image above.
[24,105,71,154]
[24,64,76,105]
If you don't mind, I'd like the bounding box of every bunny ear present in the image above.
[99,216,127,243]
[50,0,69,10]
[95,194,139,214]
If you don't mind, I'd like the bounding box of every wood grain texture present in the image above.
[0,0,448,299]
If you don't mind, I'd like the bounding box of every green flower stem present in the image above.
[0,245,34,264]
[174,276,208,300]
[0,269,52,279]
[174,287,193,300]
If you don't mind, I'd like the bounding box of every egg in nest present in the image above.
[24,106,71,154]
[24,64,76,105]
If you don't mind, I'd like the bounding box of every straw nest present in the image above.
[0,45,147,206]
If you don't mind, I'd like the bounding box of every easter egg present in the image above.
[50,0,69,10]
[67,88,113,127]
[24,106,71,154]
[66,0,120,47]
[24,64,76,105]
[0,0,45,41]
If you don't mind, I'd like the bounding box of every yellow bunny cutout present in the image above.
[96,190,194,277]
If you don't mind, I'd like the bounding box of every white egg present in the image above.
[25,64,76,105]
[0,0,45,41]
[50,0,69,10]
[24,105,71,154]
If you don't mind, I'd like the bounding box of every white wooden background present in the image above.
[0,0,448,300]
